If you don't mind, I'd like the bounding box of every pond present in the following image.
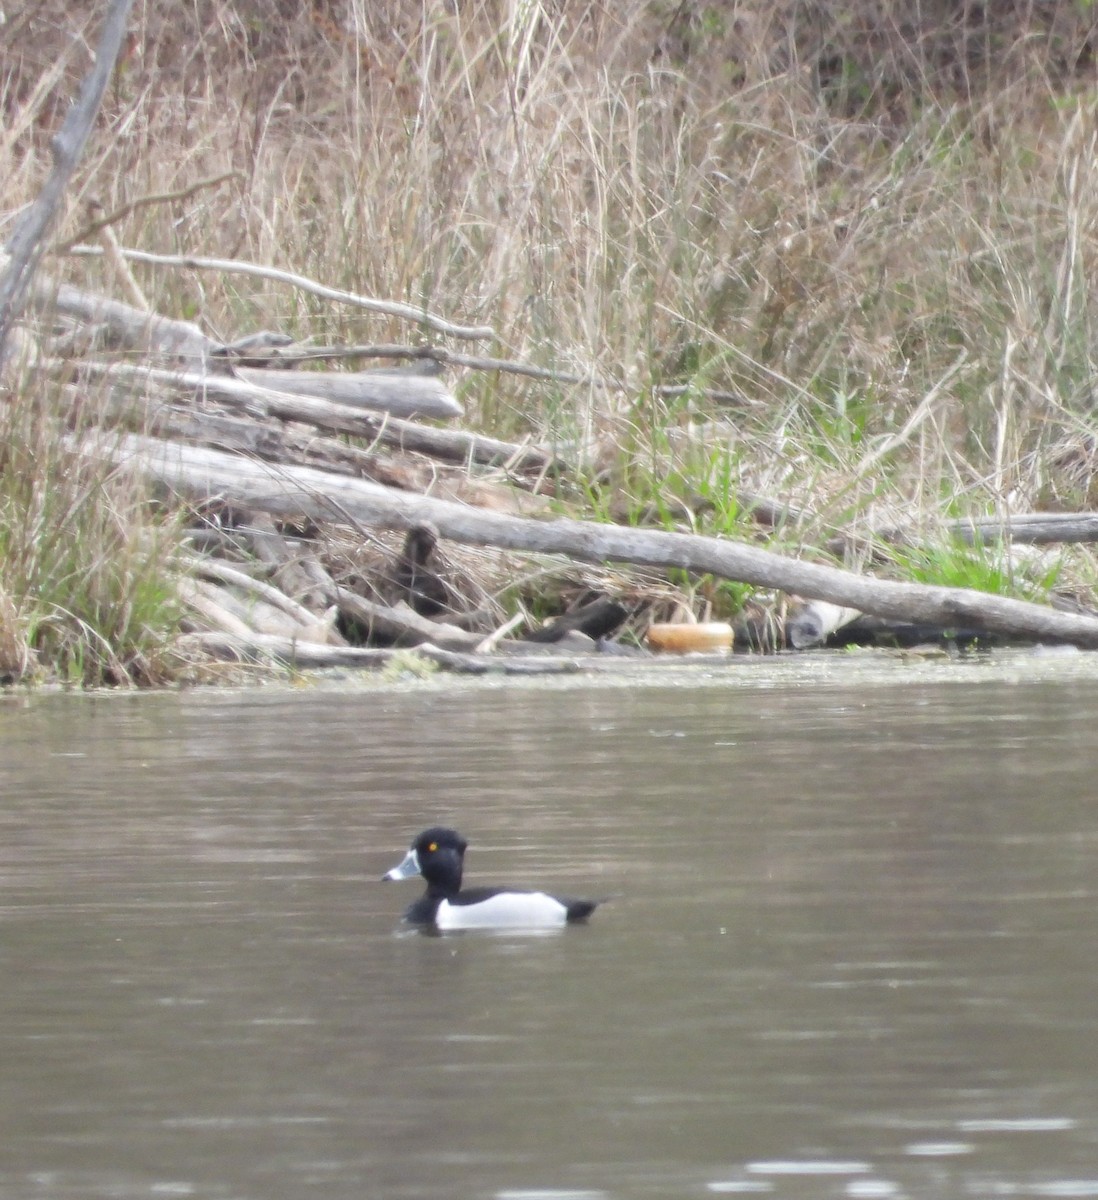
[3,651,1098,1199]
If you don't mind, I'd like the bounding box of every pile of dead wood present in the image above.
[6,252,1098,674]
[5,243,1098,673]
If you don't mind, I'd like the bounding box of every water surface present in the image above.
[3,654,1098,1199]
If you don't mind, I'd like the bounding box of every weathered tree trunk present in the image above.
[234,365,462,420]
[75,356,461,421]
[95,433,1098,648]
[35,280,215,364]
[77,360,556,469]
[944,512,1098,545]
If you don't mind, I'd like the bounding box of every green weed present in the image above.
[888,535,1065,601]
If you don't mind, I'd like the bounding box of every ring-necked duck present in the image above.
[382,826,601,930]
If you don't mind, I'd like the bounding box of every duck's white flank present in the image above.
[435,892,569,930]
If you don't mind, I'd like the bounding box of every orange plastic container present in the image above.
[646,622,733,653]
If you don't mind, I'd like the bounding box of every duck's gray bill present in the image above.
[382,848,421,882]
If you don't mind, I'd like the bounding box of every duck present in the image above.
[392,523,450,618]
[381,826,601,930]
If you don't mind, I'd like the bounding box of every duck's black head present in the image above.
[382,826,467,896]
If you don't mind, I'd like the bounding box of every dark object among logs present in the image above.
[394,523,451,617]
[524,597,629,644]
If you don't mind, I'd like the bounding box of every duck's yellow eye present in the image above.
[427,842,438,852]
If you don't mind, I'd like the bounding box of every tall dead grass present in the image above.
[0,362,181,685]
[4,0,1098,668]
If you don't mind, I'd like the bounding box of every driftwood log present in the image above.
[828,511,1098,559]
[53,336,462,421]
[180,632,587,675]
[91,432,1098,649]
[233,365,462,420]
[944,512,1098,545]
[72,360,555,470]
[35,277,215,364]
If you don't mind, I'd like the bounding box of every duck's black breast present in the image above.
[402,892,446,926]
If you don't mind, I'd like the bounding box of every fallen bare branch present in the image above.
[65,245,495,340]
[234,365,462,419]
[33,281,216,363]
[99,433,1098,648]
[176,577,257,638]
[73,359,552,466]
[475,612,527,653]
[57,172,241,250]
[943,512,1098,545]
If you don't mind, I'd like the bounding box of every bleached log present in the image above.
[234,365,462,419]
[176,578,258,638]
[72,371,548,513]
[97,433,1098,648]
[178,632,584,675]
[944,512,1098,545]
[334,588,481,649]
[75,357,460,421]
[184,554,343,644]
[201,577,306,638]
[33,279,217,364]
[832,512,1098,557]
[333,589,596,657]
[243,511,332,611]
[76,360,556,469]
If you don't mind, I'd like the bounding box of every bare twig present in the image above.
[474,611,527,653]
[56,172,241,250]
[91,200,150,311]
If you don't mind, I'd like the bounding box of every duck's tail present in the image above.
[564,895,616,922]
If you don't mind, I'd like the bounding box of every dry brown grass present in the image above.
[5,0,1098,662]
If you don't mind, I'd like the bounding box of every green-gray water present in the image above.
[4,654,1098,1199]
